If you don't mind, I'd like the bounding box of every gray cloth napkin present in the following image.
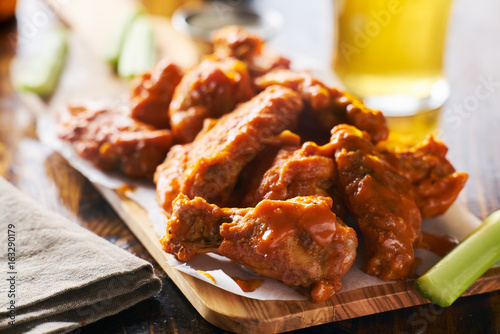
[0,177,162,333]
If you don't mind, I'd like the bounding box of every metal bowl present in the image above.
[171,1,283,42]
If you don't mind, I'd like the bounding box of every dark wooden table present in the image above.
[1,0,500,333]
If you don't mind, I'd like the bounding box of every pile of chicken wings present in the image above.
[57,26,467,303]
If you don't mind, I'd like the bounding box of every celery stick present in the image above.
[104,5,144,67]
[117,15,156,79]
[17,26,68,97]
[415,210,500,307]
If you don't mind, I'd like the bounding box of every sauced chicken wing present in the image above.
[378,137,468,218]
[241,141,347,218]
[161,193,231,261]
[129,59,183,128]
[241,144,334,206]
[255,69,389,143]
[57,103,173,179]
[212,25,263,62]
[168,56,254,143]
[213,25,290,77]
[155,86,303,214]
[219,196,357,303]
[231,130,302,205]
[329,124,421,280]
[161,194,357,303]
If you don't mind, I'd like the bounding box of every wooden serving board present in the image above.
[20,0,500,332]
[95,186,500,333]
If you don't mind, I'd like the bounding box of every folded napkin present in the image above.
[0,177,162,333]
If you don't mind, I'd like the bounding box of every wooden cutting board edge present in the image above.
[94,185,500,333]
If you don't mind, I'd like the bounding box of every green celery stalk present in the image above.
[104,5,144,67]
[415,210,500,307]
[117,15,156,79]
[17,26,69,97]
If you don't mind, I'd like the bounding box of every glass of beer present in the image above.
[333,0,453,142]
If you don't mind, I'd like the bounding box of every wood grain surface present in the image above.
[1,0,500,333]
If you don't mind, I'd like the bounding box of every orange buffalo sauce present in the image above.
[117,183,137,193]
[416,232,459,257]
[232,277,262,292]
[197,270,216,284]
[252,198,339,253]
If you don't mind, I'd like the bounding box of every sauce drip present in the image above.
[117,183,137,193]
[416,232,459,257]
[232,276,262,292]
[253,199,339,251]
[197,270,216,284]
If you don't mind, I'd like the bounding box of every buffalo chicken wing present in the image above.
[378,137,468,218]
[161,194,357,303]
[241,141,348,218]
[241,143,335,206]
[155,86,303,213]
[162,193,231,261]
[168,56,254,143]
[57,103,173,179]
[329,124,422,280]
[255,69,389,143]
[129,59,183,128]
[213,25,291,77]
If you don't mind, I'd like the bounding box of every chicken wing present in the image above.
[155,86,303,213]
[241,144,332,205]
[129,59,183,128]
[219,195,357,303]
[161,193,233,261]
[231,130,302,205]
[329,124,421,280]
[57,103,173,179]
[241,141,347,218]
[255,69,389,143]
[377,137,468,218]
[168,56,254,143]
[161,194,358,303]
[213,25,290,77]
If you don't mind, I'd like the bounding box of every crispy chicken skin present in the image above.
[330,124,422,280]
[168,56,255,143]
[255,69,389,143]
[155,86,303,214]
[241,143,334,206]
[219,196,357,303]
[129,59,183,128]
[241,141,348,218]
[232,130,302,205]
[161,193,232,261]
[255,69,333,110]
[154,143,190,212]
[161,194,357,303]
[212,25,263,62]
[57,103,173,179]
[213,25,290,77]
[378,137,468,218]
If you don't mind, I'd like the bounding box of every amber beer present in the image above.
[333,0,453,130]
